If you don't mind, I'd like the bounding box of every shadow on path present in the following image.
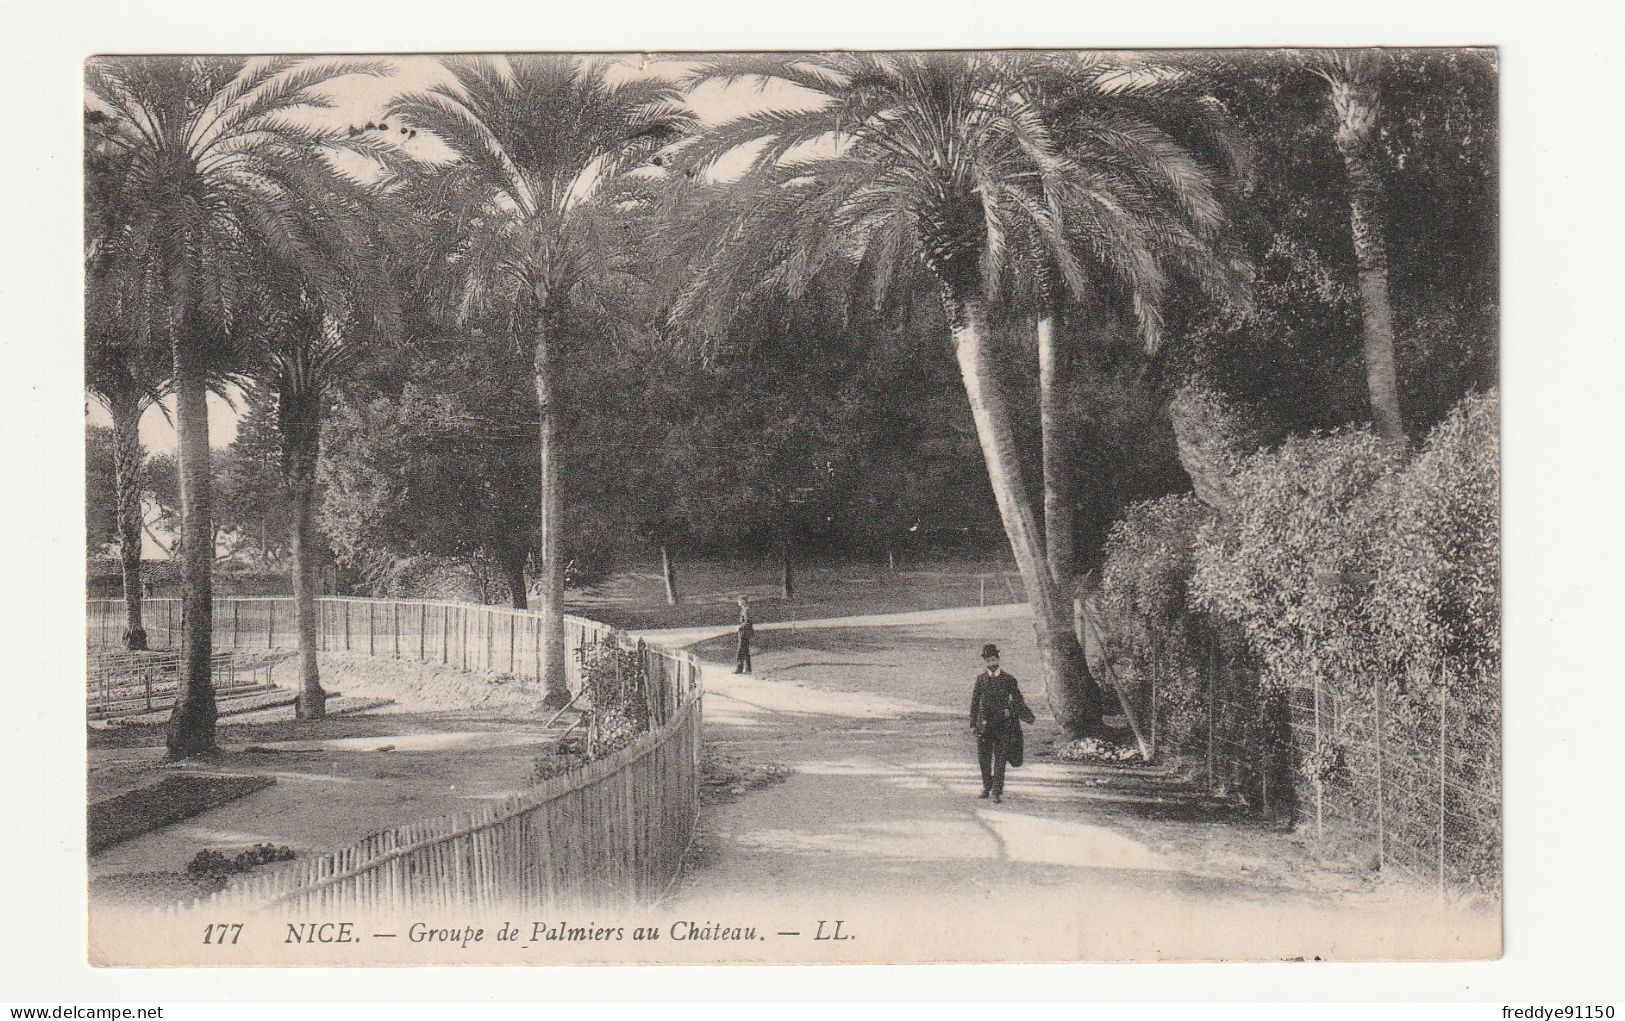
[643,608,1498,963]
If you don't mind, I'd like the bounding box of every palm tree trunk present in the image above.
[660,543,679,605]
[165,336,218,758]
[1037,314,1074,592]
[281,409,326,720]
[288,472,325,719]
[109,389,148,651]
[1037,312,1106,720]
[1329,75,1407,445]
[533,307,569,708]
[949,295,1098,737]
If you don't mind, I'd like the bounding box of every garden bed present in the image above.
[88,773,276,853]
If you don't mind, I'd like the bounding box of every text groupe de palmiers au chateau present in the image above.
[383,919,762,947]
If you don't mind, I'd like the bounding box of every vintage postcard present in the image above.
[82,48,1500,967]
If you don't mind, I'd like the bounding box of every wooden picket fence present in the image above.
[171,695,701,917]
[87,595,704,915]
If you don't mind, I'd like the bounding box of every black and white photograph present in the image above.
[72,46,1509,967]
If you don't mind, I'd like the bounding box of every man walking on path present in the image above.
[734,596,754,674]
[969,643,1033,803]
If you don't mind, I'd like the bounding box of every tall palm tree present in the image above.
[1021,56,1250,636]
[1306,50,1406,444]
[672,53,1133,735]
[388,56,692,706]
[86,109,169,649]
[237,176,400,719]
[85,302,168,651]
[85,57,391,757]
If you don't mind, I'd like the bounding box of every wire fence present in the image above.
[1113,618,1501,896]
[89,596,631,696]
[88,595,705,915]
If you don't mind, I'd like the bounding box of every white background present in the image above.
[4,0,1623,1003]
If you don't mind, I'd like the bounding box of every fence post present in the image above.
[1374,675,1385,873]
[393,602,400,658]
[978,577,986,606]
[1438,682,1448,894]
[343,601,351,651]
[368,603,376,656]
[419,604,427,662]
[232,602,240,649]
[166,600,174,648]
[1313,671,1324,841]
[461,609,468,670]
[509,615,517,674]
[1206,633,1216,790]
[1148,661,1158,761]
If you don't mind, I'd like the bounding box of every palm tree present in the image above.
[85,311,168,651]
[86,110,169,649]
[388,56,692,706]
[672,53,1136,735]
[85,299,170,652]
[85,57,391,757]
[237,176,400,719]
[1306,50,1406,444]
[1021,56,1250,643]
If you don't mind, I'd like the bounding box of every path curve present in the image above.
[638,605,1498,964]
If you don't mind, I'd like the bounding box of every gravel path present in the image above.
[645,608,1499,963]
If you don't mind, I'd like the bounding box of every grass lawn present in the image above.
[569,555,1026,631]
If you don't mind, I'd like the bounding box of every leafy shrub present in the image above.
[530,740,588,784]
[523,636,659,787]
[1368,391,1501,888]
[1166,381,1274,512]
[1099,388,1500,887]
[184,843,296,892]
[576,634,654,758]
[1097,493,1212,746]
[1189,425,1403,689]
[1367,390,1500,682]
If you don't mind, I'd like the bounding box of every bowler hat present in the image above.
[981,643,999,659]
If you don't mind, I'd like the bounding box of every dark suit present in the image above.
[735,613,753,674]
[970,668,1028,796]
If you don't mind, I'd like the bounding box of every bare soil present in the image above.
[86,651,574,899]
[658,608,1500,962]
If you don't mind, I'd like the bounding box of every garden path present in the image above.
[644,606,1498,963]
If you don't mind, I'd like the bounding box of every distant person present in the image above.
[734,596,754,674]
[969,643,1033,803]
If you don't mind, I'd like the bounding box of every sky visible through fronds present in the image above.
[83,53,829,453]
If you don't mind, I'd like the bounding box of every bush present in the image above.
[1189,426,1403,689]
[576,634,654,759]
[523,635,659,787]
[1098,489,1283,808]
[184,843,296,892]
[1368,391,1501,888]
[1368,390,1500,682]
[1099,388,1500,887]
[1097,493,1212,747]
[530,740,588,784]
[1166,381,1274,513]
